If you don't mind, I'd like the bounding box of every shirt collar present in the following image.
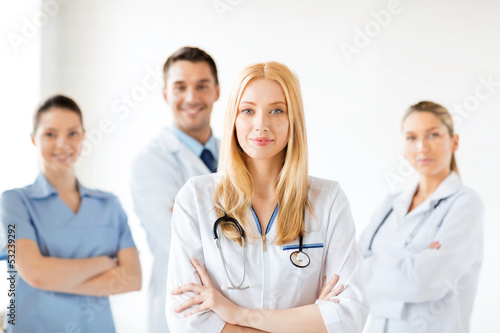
[426,171,461,204]
[170,125,219,160]
[27,173,109,200]
[250,205,279,236]
[77,180,110,199]
[393,171,461,218]
[26,174,58,199]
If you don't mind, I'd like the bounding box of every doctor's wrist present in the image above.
[98,255,118,270]
[238,308,268,329]
[235,307,254,327]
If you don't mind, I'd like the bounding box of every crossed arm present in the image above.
[16,239,141,296]
[166,180,368,332]
[362,193,483,304]
[171,258,343,333]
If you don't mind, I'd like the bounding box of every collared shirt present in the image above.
[359,172,484,333]
[170,125,219,161]
[0,174,135,333]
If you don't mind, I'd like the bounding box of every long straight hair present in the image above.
[214,62,311,245]
[403,101,459,175]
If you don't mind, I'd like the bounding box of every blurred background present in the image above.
[1,0,499,332]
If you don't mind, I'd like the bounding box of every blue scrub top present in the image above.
[0,174,136,333]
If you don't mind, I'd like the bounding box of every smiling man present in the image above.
[130,47,220,333]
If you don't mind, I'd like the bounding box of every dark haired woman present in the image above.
[0,95,141,332]
[359,101,483,333]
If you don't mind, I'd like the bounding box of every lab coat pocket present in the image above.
[281,232,324,280]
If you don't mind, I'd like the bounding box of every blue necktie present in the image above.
[200,149,217,173]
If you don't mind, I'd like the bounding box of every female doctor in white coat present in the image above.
[166,62,369,332]
[359,101,483,333]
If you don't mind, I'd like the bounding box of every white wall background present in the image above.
[1,0,499,332]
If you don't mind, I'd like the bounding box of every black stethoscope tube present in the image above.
[368,208,393,251]
[213,213,310,268]
[213,214,245,240]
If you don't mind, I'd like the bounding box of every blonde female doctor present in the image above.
[166,62,369,332]
[359,101,483,333]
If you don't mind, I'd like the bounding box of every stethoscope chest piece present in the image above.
[290,250,310,268]
[290,234,310,268]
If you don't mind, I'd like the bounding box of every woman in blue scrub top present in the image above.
[0,95,141,332]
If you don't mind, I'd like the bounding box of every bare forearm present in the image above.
[15,239,116,291]
[222,324,268,332]
[62,247,141,296]
[236,305,326,333]
[64,265,141,296]
[27,255,115,291]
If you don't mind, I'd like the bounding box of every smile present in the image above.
[417,158,434,165]
[250,138,273,146]
[53,153,73,163]
[181,105,205,116]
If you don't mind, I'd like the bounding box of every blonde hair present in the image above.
[214,62,311,245]
[403,101,459,175]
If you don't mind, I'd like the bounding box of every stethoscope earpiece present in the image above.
[221,282,255,291]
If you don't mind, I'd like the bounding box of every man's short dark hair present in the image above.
[163,47,219,85]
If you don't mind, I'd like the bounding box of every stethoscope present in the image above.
[213,213,310,291]
[367,197,447,253]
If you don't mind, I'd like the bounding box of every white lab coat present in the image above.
[166,174,369,332]
[131,127,215,333]
[359,172,483,333]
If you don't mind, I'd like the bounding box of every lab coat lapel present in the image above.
[161,127,212,175]
[392,183,417,222]
[157,127,181,152]
[395,172,462,221]
[178,147,211,175]
[426,172,461,205]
